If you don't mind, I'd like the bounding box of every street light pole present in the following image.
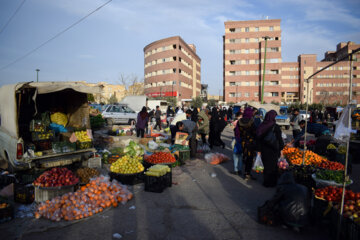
[261,36,270,104]
[36,69,40,82]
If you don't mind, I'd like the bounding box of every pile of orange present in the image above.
[283,146,327,166]
[34,176,133,221]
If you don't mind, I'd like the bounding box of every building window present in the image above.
[255,27,259,32]
[275,37,279,40]
[254,92,259,97]
[255,49,259,53]
[245,49,249,54]
[245,38,249,43]
[269,26,274,31]
[255,82,259,86]
[229,28,235,32]
[179,69,182,73]
[230,60,235,65]
[255,38,259,42]
[229,39,235,43]
[271,81,279,85]
[163,58,166,62]
[173,56,177,61]
[179,45,182,50]
[245,82,250,86]
[244,92,249,97]
[230,50,235,54]
[245,27,249,32]
[229,92,235,97]
[246,71,250,75]
[246,60,250,64]
[230,71,235,76]
[173,44,176,49]
[230,82,236,86]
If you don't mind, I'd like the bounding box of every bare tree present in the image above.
[119,73,144,96]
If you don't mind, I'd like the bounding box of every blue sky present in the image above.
[0,0,359,95]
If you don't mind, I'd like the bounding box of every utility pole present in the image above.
[261,36,270,104]
[36,69,40,82]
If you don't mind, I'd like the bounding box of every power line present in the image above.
[0,0,26,36]
[0,0,112,71]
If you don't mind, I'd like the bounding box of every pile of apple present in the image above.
[33,167,79,188]
[334,199,360,220]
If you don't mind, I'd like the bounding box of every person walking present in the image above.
[135,106,149,138]
[232,118,243,175]
[209,107,225,149]
[256,110,284,187]
[154,106,162,130]
[290,108,301,146]
[227,106,233,121]
[236,107,257,180]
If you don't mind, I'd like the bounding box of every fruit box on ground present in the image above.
[144,172,172,193]
[34,185,75,202]
[14,183,34,204]
[108,172,143,185]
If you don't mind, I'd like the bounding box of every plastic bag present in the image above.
[197,143,211,153]
[277,157,289,170]
[148,141,159,150]
[204,153,229,165]
[252,153,264,172]
[334,104,353,141]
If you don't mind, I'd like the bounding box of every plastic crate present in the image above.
[52,141,76,153]
[144,172,171,193]
[311,194,331,224]
[14,183,34,204]
[108,171,143,185]
[76,141,92,150]
[33,140,52,151]
[31,130,55,141]
[0,202,14,223]
[179,150,190,163]
[34,185,75,202]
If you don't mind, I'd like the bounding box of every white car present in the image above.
[299,110,310,121]
[102,104,137,126]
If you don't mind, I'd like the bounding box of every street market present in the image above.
[0,82,360,240]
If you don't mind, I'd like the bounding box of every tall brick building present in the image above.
[143,36,201,100]
[223,19,360,105]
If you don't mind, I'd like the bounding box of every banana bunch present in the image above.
[50,112,68,127]
[110,155,144,174]
[145,165,171,177]
[75,131,91,142]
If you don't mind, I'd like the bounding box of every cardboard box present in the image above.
[175,132,189,146]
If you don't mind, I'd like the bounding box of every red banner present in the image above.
[146,91,177,97]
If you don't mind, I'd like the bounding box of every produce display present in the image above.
[108,154,121,164]
[124,141,144,157]
[334,199,360,221]
[32,131,54,140]
[316,161,345,171]
[145,165,171,177]
[90,114,105,128]
[283,147,327,165]
[110,155,144,174]
[33,168,79,188]
[327,144,337,150]
[337,145,347,154]
[75,130,92,142]
[0,202,9,209]
[171,144,190,151]
[145,152,176,164]
[314,186,360,202]
[315,170,348,184]
[76,168,100,184]
[34,176,133,221]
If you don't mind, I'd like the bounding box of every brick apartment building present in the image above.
[223,19,360,105]
[143,36,201,100]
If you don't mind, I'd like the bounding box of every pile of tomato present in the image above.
[316,161,344,171]
[314,186,360,202]
[145,152,176,164]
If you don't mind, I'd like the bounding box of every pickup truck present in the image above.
[275,106,290,130]
[0,82,101,172]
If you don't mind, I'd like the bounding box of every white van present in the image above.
[147,100,168,112]
[0,82,100,172]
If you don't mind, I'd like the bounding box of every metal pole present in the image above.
[261,36,269,104]
[302,78,310,165]
[36,69,40,82]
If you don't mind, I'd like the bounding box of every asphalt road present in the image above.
[1,127,331,240]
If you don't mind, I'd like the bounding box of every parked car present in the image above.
[299,110,310,120]
[102,104,137,126]
[275,106,290,130]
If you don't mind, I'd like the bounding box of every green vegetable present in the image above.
[315,170,349,184]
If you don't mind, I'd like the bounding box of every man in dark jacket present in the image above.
[267,172,310,231]
[154,106,162,130]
